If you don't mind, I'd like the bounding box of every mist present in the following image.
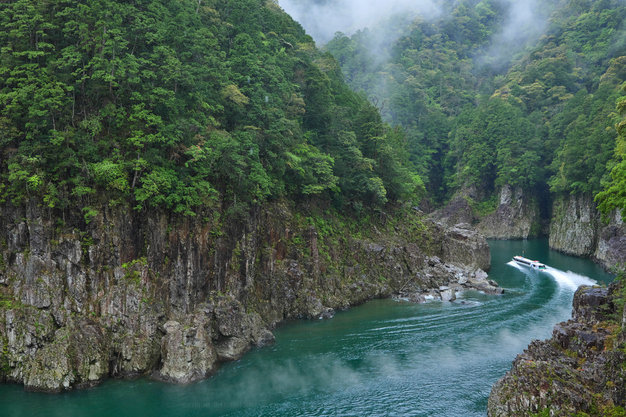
[478,0,551,70]
[279,0,552,70]
[278,0,441,45]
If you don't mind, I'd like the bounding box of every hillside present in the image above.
[0,0,491,391]
[324,0,626,223]
[0,0,423,221]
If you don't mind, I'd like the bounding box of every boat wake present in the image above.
[507,261,596,291]
[543,267,596,291]
[506,260,526,271]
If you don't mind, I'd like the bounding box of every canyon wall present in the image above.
[0,200,490,391]
[488,283,626,417]
[477,185,541,240]
[432,184,541,240]
[550,194,626,270]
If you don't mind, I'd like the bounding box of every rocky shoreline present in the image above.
[0,200,492,392]
[394,253,503,304]
[488,282,626,416]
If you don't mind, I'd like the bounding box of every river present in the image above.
[1,238,616,416]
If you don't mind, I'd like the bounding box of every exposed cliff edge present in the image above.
[549,193,602,257]
[0,200,490,391]
[477,185,541,240]
[431,185,541,240]
[550,194,626,270]
[488,283,626,417]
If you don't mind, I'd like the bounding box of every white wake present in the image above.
[543,267,596,291]
[507,260,596,291]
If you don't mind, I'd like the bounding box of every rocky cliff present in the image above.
[432,185,541,240]
[478,185,541,240]
[550,194,626,270]
[549,193,602,257]
[0,200,490,391]
[488,282,626,417]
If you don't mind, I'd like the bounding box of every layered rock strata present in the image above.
[0,201,491,391]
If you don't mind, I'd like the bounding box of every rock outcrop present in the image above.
[488,284,626,417]
[441,223,491,271]
[0,200,491,391]
[429,186,479,228]
[431,185,541,240]
[549,193,602,257]
[395,259,503,302]
[550,194,626,271]
[596,210,626,271]
[478,185,541,239]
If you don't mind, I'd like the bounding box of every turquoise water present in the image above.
[1,239,615,416]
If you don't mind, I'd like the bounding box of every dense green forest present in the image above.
[0,0,423,221]
[2,0,626,224]
[325,0,626,212]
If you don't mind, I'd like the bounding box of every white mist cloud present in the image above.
[279,0,441,45]
[479,0,551,69]
[279,0,553,72]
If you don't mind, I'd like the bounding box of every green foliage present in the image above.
[530,409,551,417]
[596,82,626,221]
[0,0,422,216]
[326,0,626,206]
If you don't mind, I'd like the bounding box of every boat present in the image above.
[513,255,546,270]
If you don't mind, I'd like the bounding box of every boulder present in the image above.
[440,287,456,302]
[155,319,217,384]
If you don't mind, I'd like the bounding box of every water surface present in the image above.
[1,239,615,416]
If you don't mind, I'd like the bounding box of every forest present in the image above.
[324,0,626,218]
[0,0,421,222]
[1,0,626,224]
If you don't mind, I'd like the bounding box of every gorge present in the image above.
[0,239,616,416]
[1,0,626,415]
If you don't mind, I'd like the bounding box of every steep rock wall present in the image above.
[0,200,490,391]
[431,185,541,239]
[488,284,626,417]
[549,193,601,257]
[596,210,626,270]
[478,185,541,239]
[549,194,626,269]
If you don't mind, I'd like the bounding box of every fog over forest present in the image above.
[278,0,548,65]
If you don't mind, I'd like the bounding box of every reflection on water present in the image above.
[0,239,615,417]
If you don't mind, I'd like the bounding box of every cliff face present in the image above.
[432,185,541,240]
[549,194,626,269]
[549,194,602,257]
[596,210,626,271]
[0,200,490,391]
[477,185,541,240]
[488,283,626,417]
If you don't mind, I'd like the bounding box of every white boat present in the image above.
[513,255,546,270]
